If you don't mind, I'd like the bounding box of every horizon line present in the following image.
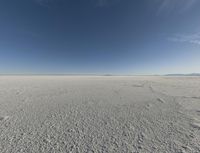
[0,73,199,76]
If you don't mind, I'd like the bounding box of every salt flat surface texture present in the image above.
[0,76,200,153]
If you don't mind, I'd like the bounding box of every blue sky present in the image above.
[0,0,200,74]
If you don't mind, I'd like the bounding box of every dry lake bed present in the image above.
[0,76,200,153]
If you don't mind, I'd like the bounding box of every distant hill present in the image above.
[165,73,200,76]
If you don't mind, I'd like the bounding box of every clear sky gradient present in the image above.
[0,0,200,75]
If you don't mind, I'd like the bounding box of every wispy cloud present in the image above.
[156,0,198,14]
[168,33,200,45]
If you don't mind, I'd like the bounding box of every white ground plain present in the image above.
[0,76,200,153]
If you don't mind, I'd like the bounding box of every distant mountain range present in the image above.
[165,73,200,76]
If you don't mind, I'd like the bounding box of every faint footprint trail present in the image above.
[113,89,123,100]
[132,84,144,88]
[148,81,200,149]
[0,116,9,121]
[147,83,168,106]
[190,121,200,130]
[157,98,165,103]
[182,96,200,100]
